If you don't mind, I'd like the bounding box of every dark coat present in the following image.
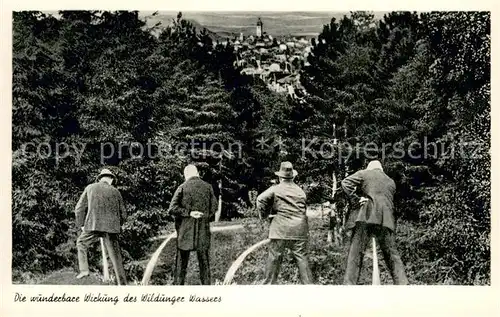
[341,169,396,231]
[168,176,218,251]
[75,182,126,234]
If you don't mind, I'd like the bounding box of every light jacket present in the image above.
[256,181,309,240]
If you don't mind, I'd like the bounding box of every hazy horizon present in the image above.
[40,10,392,38]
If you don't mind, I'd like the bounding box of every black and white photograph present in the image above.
[10,7,491,289]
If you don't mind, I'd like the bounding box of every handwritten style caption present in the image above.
[14,292,222,305]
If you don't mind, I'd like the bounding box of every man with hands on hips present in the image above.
[341,160,408,285]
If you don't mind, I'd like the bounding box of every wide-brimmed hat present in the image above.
[96,168,115,181]
[274,161,298,179]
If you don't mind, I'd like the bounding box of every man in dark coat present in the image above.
[256,162,313,284]
[168,164,218,285]
[74,168,128,285]
[341,160,408,285]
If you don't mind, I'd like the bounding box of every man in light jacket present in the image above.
[168,165,218,285]
[74,168,128,285]
[341,160,408,285]
[256,162,313,284]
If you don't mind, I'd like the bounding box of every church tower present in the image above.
[256,18,263,38]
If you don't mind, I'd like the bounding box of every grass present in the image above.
[15,210,424,285]
[143,216,419,285]
[13,268,112,285]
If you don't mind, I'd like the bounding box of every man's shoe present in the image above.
[76,271,90,279]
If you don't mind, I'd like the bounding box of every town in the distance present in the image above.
[217,18,312,101]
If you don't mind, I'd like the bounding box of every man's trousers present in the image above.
[173,249,211,285]
[344,222,408,285]
[76,230,128,285]
[263,239,313,284]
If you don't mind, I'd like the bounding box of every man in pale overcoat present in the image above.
[74,168,128,285]
[256,162,313,284]
[168,165,218,285]
[341,160,408,285]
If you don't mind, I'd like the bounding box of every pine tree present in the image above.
[412,11,490,283]
[13,11,76,272]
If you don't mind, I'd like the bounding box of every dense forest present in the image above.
[12,11,490,284]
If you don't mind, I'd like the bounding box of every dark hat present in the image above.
[274,161,298,179]
[96,168,115,181]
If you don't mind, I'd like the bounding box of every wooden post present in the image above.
[215,158,222,222]
[343,168,348,229]
[327,123,338,245]
[340,122,349,243]
[216,185,222,222]
[327,171,337,244]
